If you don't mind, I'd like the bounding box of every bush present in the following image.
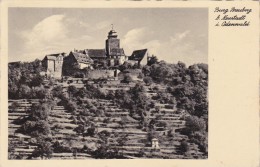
[179,140,189,154]
[30,138,53,159]
[185,116,206,133]
[66,100,77,113]
[121,74,133,84]
[103,118,110,124]
[143,76,153,86]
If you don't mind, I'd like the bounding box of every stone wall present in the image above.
[87,69,117,79]
[118,69,143,81]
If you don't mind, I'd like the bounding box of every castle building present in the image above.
[77,28,127,67]
[64,51,93,69]
[83,49,106,61]
[128,49,150,66]
[42,53,65,78]
[105,29,127,66]
[42,27,151,78]
[78,49,107,68]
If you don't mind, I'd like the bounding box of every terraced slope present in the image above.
[8,84,205,159]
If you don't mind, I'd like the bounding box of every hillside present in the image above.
[8,60,208,159]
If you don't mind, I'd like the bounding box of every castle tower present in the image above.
[42,53,65,79]
[105,26,120,57]
[105,25,127,66]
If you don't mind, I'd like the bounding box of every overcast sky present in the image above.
[9,8,208,65]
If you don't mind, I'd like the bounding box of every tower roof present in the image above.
[108,30,118,38]
[108,25,118,38]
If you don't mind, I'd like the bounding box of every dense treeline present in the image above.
[8,60,47,99]
[143,61,208,117]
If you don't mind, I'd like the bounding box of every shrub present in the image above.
[185,116,206,133]
[143,76,153,86]
[121,74,133,84]
[179,140,189,154]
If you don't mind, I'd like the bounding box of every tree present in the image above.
[185,115,206,133]
[8,140,17,159]
[131,83,145,94]
[98,130,111,140]
[22,120,51,137]
[68,85,78,97]
[74,124,85,135]
[137,72,144,79]
[52,85,64,98]
[52,124,62,133]
[30,103,49,121]
[31,141,53,159]
[76,88,87,98]
[31,86,48,99]
[92,140,110,158]
[177,61,186,68]
[66,100,77,113]
[8,80,19,99]
[121,74,133,84]
[143,76,153,86]
[147,55,158,66]
[19,101,52,137]
[30,74,45,87]
[9,102,20,112]
[52,141,64,153]
[35,120,51,135]
[116,133,129,156]
[85,123,96,136]
[118,120,126,129]
[149,61,173,83]
[117,133,128,147]
[179,140,189,155]
[18,84,31,98]
[119,62,132,72]
[142,65,151,76]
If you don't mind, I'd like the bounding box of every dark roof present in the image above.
[128,49,148,61]
[84,49,106,58]
[69,51,93,64]
[108,30,118,38]
[110,48,125,56]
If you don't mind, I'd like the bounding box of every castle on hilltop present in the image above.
[42,27,151,78]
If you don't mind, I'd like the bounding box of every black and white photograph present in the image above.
[7,7,209,160]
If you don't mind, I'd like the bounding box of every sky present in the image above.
[8,8,208,65]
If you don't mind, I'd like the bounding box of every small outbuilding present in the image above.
[128,49,150,66]
[151,138,160,149]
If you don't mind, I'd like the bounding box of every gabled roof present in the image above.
[84,49,106,58]
[128,49,148,62]
[69,51,93,64]
[44,53,65,60]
